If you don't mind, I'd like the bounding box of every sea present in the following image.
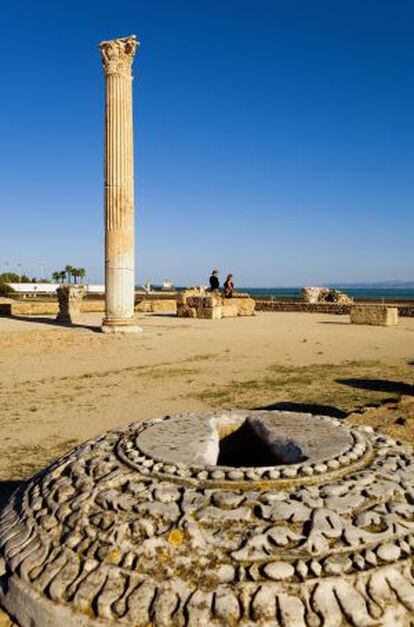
[236,288,414,301]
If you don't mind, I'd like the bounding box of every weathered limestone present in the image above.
[177,287,255,319]
[302,286,353,304]
[56,285,85,323]
[351,304,399,326]
[100,36,142,334]
[1,409,414,626]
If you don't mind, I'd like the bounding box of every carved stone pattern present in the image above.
[99,36,138,77]
[1,411,414,626]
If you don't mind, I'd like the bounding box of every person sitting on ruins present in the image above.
[223,274,234,298]
[209,269,220,291]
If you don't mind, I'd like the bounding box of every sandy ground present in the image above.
[0,311,413,496]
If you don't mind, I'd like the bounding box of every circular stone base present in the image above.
[1,410,414,626]
[101,317,142,333]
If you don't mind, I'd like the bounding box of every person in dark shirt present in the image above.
[223,274,234,298]
[209,269,220,291]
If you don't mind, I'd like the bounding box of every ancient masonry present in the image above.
[351,305,399,327]
[1,410,414,626]
[177,288,256,319]
[100,36,142,333]
[56,285,85,323]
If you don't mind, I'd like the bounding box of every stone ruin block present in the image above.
[198,305,222,319]
[177,287,255,319]
[351,305,398,327]
[1,409,414,626]
[302,286,353,304]
[221,302,239,318]
[56,284,85,323]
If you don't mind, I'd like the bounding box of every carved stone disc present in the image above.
[1,410,414,626]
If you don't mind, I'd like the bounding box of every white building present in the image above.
[6,283,105,295]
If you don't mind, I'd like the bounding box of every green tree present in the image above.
[52,271,61,283]
[0,273,17,295]
[0,272,20,283]
[59,271,66,283]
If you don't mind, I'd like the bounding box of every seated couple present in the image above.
[209,269,234,298]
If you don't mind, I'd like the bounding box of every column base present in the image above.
[101,317,143,334]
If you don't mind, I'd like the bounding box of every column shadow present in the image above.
[9,315,101,332]
[336,378,414,396]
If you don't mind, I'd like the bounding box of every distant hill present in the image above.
[329,281,414,289]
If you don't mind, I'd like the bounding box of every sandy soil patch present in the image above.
[0,311,412,494]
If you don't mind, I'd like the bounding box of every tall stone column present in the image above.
[99,35,142,333]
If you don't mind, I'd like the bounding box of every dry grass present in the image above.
[5,438,80,480]
[190,360,413,414]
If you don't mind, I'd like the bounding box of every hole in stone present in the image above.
[216,419,307,467]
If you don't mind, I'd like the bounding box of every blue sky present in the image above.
[0,0,413,286]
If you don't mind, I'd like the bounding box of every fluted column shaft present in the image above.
[99,36,141,333]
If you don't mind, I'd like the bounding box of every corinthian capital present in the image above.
[99,35,139,77]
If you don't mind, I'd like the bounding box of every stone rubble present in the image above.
[301,286,353,304]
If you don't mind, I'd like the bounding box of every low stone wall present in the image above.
[135,299,177,313]
[0,300,104,316]
[2,298,413,319]
[255,300,352,315]
[0,298,177,317]
[5,301,60,315]
[255,300,414,317]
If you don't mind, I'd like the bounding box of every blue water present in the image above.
[237,287,414,301]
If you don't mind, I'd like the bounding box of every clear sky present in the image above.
[1,0,413,286]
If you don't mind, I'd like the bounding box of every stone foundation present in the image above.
[351,304,398,326]
[177,288,255,319]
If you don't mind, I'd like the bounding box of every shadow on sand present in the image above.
[255,401,347,419]
[10,315,101,333]
[336,378,414,397]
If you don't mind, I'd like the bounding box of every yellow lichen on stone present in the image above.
[106,549,121,564]
[167,529,184,547]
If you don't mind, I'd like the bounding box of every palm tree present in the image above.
[76,268,86,284]
[72,268,79,284]
[64,265,74,283]
[59,271,66,283]
[52,271,60,283]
